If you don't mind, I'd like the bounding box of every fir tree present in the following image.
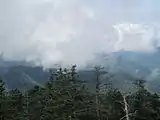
[0,79,8,120]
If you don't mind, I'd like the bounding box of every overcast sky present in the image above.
[0,0,160,67]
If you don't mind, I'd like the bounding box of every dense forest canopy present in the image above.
[1,65,160,120]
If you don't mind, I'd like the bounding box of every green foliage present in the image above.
[0,79,7,120]
[127,79,160,120]
[0,66,160,120]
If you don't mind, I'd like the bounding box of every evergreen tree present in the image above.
[41,65,92,120]
[127,79,160,120]
[0,65,160,120]
[0,79,8,120]
[7,89,23,120]
[28,85,44,120]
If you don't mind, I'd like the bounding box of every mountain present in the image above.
[1,66,49,90]
[1,50,160,92]
[0,53,33,68]
[88,49,160,92]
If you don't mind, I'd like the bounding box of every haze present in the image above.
[0,0,160,68]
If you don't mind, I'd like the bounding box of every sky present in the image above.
[0,0,160,68]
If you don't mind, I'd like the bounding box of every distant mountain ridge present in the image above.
[1,50,160,92]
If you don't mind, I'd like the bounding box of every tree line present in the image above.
[0,65,160,120]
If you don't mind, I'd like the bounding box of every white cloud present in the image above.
[113,23,157,52]
[0,0,159,68]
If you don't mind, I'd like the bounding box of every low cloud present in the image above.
[0,0,159,68]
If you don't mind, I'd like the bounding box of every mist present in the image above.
[0,0,160,68]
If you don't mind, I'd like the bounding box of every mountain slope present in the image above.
[1,50,160,92]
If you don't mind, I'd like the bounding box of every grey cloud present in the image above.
[0,0,159,68]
